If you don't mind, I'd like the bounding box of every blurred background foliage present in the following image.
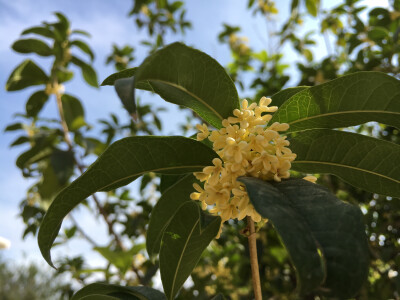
[3,0,400,299]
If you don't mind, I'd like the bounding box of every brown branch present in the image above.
[54,88,125,251]
[69,213,97,246]
[247,216,262,300]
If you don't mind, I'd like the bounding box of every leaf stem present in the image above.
[247,216,262,300]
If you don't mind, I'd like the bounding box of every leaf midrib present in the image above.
[169,219,199,300]
[145,78,225,121]
[293,161,400,183]
[100,165,207,191]
[288,110,400,125]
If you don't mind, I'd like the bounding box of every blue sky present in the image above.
[0,0,386,271]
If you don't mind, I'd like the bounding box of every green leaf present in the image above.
[26,90,49,117]
[133,42,239,129]
[94,244,145,274]
[290,129,400,197]
[71,283,166,300]
[270,86,309,108]
[61,94,86,131]
[101,68,151,91]
[305,0,319,17]
[6,60,49,91]
[4,122,23,132]
[22,26,55,39]
[160,201,221,300]
[71,56,98,87]
[12,38,53,56]
[270,72,400,132]
[71,29,91,37]
[38,136,219,267]
[114,77,138,117]
[239,177,369,298]
[159,174,186,194]
[70,40,95,61]
[147,174,195,257]
[368,26,389,40]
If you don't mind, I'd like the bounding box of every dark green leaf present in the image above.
[71,283,166,300]
[26,90,49,117]
[270,72,400,132]
[147,174,196,257]
[22,26,55,39]
[10,136,30,147]
[71,56,98,88]
[134,42,239,129]
[290,129,400,197]
[6,60,49,91]
[38,136,219,267]
[50,149,75,185]
[114,77,137,117]
[70,40,95,61]
[4,122,23,132]
[270,86,309,108]
[239,177,369,298]
[160,202,221,300]
[101,68,147,89]
[61,94,86,131]
[159,174,186,194]
[12,38,52,56]
[367,26,389,40]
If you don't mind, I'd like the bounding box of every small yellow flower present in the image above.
[192,97,297,236]
[196,123,210,141]
[303,175,318,183]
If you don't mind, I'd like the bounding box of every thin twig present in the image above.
[54,88,125,251]
[247,216,262,300]
[69,213,98,246]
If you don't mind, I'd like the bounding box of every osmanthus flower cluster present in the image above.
[191,97,316,236]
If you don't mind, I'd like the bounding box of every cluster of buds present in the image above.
[191,97,315,237]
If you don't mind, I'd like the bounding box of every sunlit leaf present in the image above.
[271,72,400,131]
[6,60,49,91]
[61,94,86,131]
[270,86,308,108]
[133,42,239,128]
[290,129,400,197]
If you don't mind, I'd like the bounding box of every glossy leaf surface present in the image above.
[271,72,400,131]
[147,174,196,257]
[160,201,221,300]
[290,129,400,197]
[239,177,369,298]
[38,136,219,267]
[133,42,239,128]
[270,86,308,108]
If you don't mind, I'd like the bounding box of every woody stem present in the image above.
[247,216,262,300]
